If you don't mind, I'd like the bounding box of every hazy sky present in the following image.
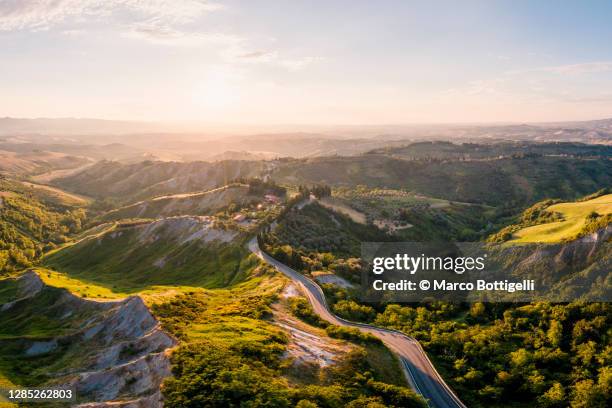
[1,0,612,125]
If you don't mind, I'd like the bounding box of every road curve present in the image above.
[249,238,466,408]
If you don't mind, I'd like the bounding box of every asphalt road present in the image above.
[249,238,467,408]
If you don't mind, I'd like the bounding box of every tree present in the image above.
[547,320,563,347]
[570,379,607,408]
[538,382,566,408]
[469,302,486,321]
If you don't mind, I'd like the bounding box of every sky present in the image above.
[1,0,612,126]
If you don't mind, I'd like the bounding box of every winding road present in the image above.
[248,238,466,408]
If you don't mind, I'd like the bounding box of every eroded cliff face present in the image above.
[0,271,176,407]
[487,226,611,301]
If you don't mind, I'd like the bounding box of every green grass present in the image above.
[35,268,127,300]
[0,285,98,340]
[19,181,90,208]
[0,256,279,392]
[511,193,612,243]
[0,278,19,304]
[150,265,286,343]
[44,222,249,294]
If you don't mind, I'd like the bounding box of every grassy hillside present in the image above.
[100,184,257,221]
[511,193,612,243]
[273,155,612,206]
[54,159,268,203]
[152,265,425,408]
[486,190,612,243]
[44,217,248,293]
[18,181,90,207]
[0,272,174,404]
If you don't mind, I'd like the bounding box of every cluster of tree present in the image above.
[288,297,380,345]
[577,188,611,202]
[332,300,377,323]
[240,178,287,197]
[297,184,332,199]
[296,273,611,408]
[372,302,611,408]
[573,212,612,238]
[0,192,86,273]
[163,340,425,408]
[258,231,364,285]
[269,202,389,256]
[262,241,304,271]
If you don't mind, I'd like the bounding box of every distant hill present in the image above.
[207,150,279,162]
[53,160,268,203]
[2,117,610,164]
[367,141,612,160]
[0,148,90,177]
[0,117,161,135]
[272,152,612,206]
[100,184,256,221]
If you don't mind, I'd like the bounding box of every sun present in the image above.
[191,67,241,111]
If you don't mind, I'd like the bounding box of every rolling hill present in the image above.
[272,154,612,206]
[0,149,90,177]
[100,184,256,222]
[53,160,269,203]
[44,217,249,294]
[511,193,612,243]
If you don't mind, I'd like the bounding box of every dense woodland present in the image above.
[0,179,85,273]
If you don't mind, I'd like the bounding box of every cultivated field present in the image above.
[512,193,612,243]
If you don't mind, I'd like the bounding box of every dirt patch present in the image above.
[136,216,237,245]
[280,283,300,298]
[319,197,367,224]
[373,219,413,232]
[312,272,355,289]
[272,287,353,369]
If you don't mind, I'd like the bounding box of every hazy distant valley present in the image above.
[1,117,611,177]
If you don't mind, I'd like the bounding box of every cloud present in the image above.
[509,61,612,75]
[0,0,221,31]
[1,0,320,72]
[61,29,84,36]
[278,56,322,71]
[222,45,321,70]
[235,50,278,63]
[123,20,240,47]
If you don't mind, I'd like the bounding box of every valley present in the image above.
[0,137,609,408]
[4,3,612,406]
